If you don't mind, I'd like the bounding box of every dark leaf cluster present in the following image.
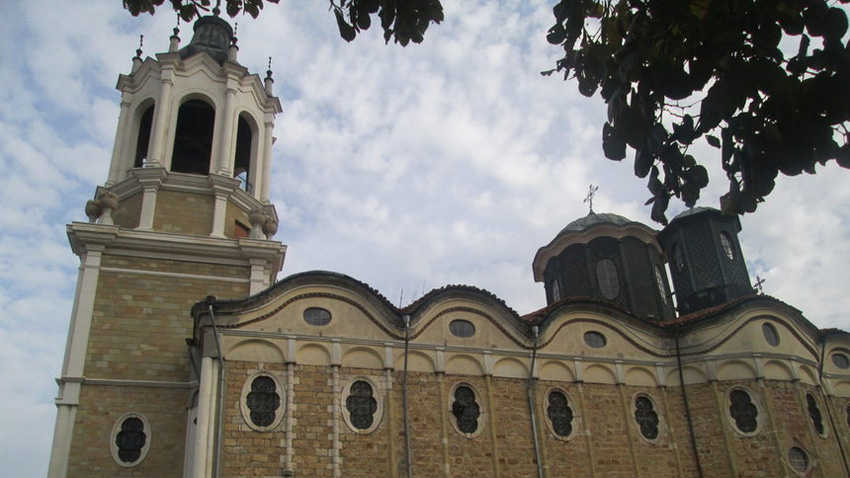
[123,0,279,21]
[122,0,444,46]
[545,0,850,222]
[331,0,443,46]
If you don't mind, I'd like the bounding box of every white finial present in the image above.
[169,16,181,52]
[131,35,144,73]
[264,57,274,95]
[228,22,239,62]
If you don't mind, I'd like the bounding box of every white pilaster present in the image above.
[215,85,237,175]
[106,100,132,186]
[259,119,274,202]
[192,356,216,478]
[147,70,175,168]
[47,245,104,478]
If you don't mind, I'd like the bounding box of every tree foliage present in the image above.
[544,0,850,223]
[122,0,443,47]
[124,0,850,223]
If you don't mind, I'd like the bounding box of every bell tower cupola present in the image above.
[101,12,282,239]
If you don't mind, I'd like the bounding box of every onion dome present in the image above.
[533,212,674,321]
[178,15,234,65]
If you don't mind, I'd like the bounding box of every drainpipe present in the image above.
[527,325,544,478]
[207,303,226,478]
[817,338,850,476]
[675,335,703,478]
[402,314,413,478]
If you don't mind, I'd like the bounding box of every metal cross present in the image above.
[583,184,599,214]
[753,275,766,294]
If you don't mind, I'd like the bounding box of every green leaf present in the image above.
[706,135,721,148]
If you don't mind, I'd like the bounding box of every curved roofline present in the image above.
[193,270,526,331]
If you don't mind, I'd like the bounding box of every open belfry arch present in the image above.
[49,11,850,478]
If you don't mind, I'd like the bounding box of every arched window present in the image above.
[171,99,215,174]
[806,393,825,436]
[341,377,383,434]
[728,388,759,434]
[110,413,151,467]
[240,373,285,431]
[596,258,619,300]
[234,114,255,192]
[634,395,660,440]
[719,231,735,260]
[655,265,668,306]
[134,105,154,168]
[452,384,481,436]
[346,381,378,430]
[546,390,574,439]
[788,447,809,473]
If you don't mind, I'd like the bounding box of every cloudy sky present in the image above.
[0,1,847,476]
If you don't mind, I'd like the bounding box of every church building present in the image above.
[48,13,850,478]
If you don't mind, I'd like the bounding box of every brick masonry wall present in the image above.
[67,384,189,478]
[112,192,142,229]
[196,363,850,478]
[85,255,249,382]
[153,190,214,235]
[221,361,288,477]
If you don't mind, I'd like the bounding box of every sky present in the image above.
[0,1,847,476]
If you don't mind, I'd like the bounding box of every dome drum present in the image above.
[536,213,674,321]
[658,207,754,315]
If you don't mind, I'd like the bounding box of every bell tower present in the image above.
[48,13,286,477]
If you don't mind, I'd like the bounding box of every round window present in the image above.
[833,353,850,370]
[719,232,735,260]
[449,319,475,338]
[303,307,331,326]
[584,331,606,348]
[762,323,780,346]
[788,447,809,473]
[596,258,619,300]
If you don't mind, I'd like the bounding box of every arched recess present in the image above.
[798,364,818,385]
[297,343,331,366]
[342,347,384,369]
[493,357,529,379]
[583,364,617,384]
[665,365,708,386]
[539,361,575,382]
[625,366,657,386]
[445,355,484,376]
[717,360,757,381]
[226,339,285,363]
[393,350,435,373]
[171,98,215,174]
[762,360,795,381]
[133,101,155,168]
[833,381,850,397]
[234,112,259,193]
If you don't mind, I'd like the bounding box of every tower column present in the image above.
[260,118,274,202]
[106,100,132,186]
[215,85,238,176]
[147,71,175,168]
